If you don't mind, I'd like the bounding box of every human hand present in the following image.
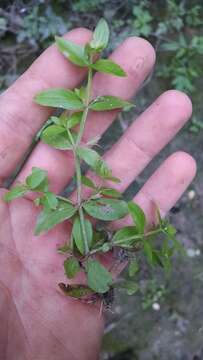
[0,27,196,360]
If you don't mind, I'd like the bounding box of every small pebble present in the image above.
[152,302,160,311]
[188,190,195,200]
[187,248,201,257]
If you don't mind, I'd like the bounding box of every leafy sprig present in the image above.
[3,19,183,308]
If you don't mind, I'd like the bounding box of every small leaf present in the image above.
[128,202,146,234]
[64,257,80,278]
[143,240,154,266]
[81,175,96,189]
[57,243,70,254]
[58,283,93,298]
[72,217,93,255]
[3,184,28,202]
[35,199,77,235]
[77,146,114,180]
[91,59,126,77]
[67,112,83,129]
[26,167,48,191]
[55,36,89,67]
[112,226,140,247]
[102,243,111,252]
[121,281,139,295]
[83,198,128,221]
[86,259,113,293]
[89,95,134,111]
[101,187,122,198]
[74,87,86,102]
[35,88,84,110]
[90,18,109,52]
[128,258,139,277]
[94,159,113,179]
[77,146,100,168]
[41,125,73,150]
[44,192,58,209]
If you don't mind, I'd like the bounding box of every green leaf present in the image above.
[77,147,113,180]
[67,112,83,129]
[121,281,139,295]
[128,258,139,277]
[35,88,84,110]
[57,243,70,254]
[101,187,122,198]
[86,259,113,293]
[58,283,93,298]
[64,257,80,279]
[3,184,28,202]
[44,192,58,209]
[41,125,74,150]
[35,199,77,235]
[72,217,93,255]
[90,18,109,52]
[128,202,146,234]
[81,175,96,189]
[89,95,134,111]
[26,167,48,191]
[91,59,126,77]
[74,87,86,103]
[83,198,128,221]
[77,146,100,168]
[55,36,88,67]
[143,240,153,265]
[112,226,140,247]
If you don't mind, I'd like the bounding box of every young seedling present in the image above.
[3,19,183,309]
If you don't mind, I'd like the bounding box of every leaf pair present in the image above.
[35,89,133,113]
[55,19,109,67]
[4,167,48,202]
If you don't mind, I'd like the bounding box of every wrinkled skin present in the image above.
[0,27,196,360]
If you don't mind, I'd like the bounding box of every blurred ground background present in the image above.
[0,1,203,359]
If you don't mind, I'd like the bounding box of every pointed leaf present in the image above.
[101,187,122,198]
[90,18,109,52]
[77,147,113,180]
[77,146,100,168]
[83,198,128,221]
[41,125,73,150]
[81,175,96,189]
[35,88,84,110]
[3,184,28,202]
[112,226,140,247]
[128,202,146,234]
[91,59,126,77]
[44,192,58,209]
[128,258,139,277]
[64,257,80,279]
[121,281,139,295]
[26,167,48,191]
[86,259,113,293]
[55,36,89,67]
[67,111,83,129]
[72,217,93,255]
[58,283,93,298]
[35,199,77,235]
[89,95,134,111]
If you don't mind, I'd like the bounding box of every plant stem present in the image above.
[73,62,93,254]
[75,64,93,147]
[88,228,163,255]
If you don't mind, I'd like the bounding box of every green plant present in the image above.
[3,19,183,308]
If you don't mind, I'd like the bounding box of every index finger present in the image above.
[0,28,92,184]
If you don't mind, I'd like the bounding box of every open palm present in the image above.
[0,28,196,360]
